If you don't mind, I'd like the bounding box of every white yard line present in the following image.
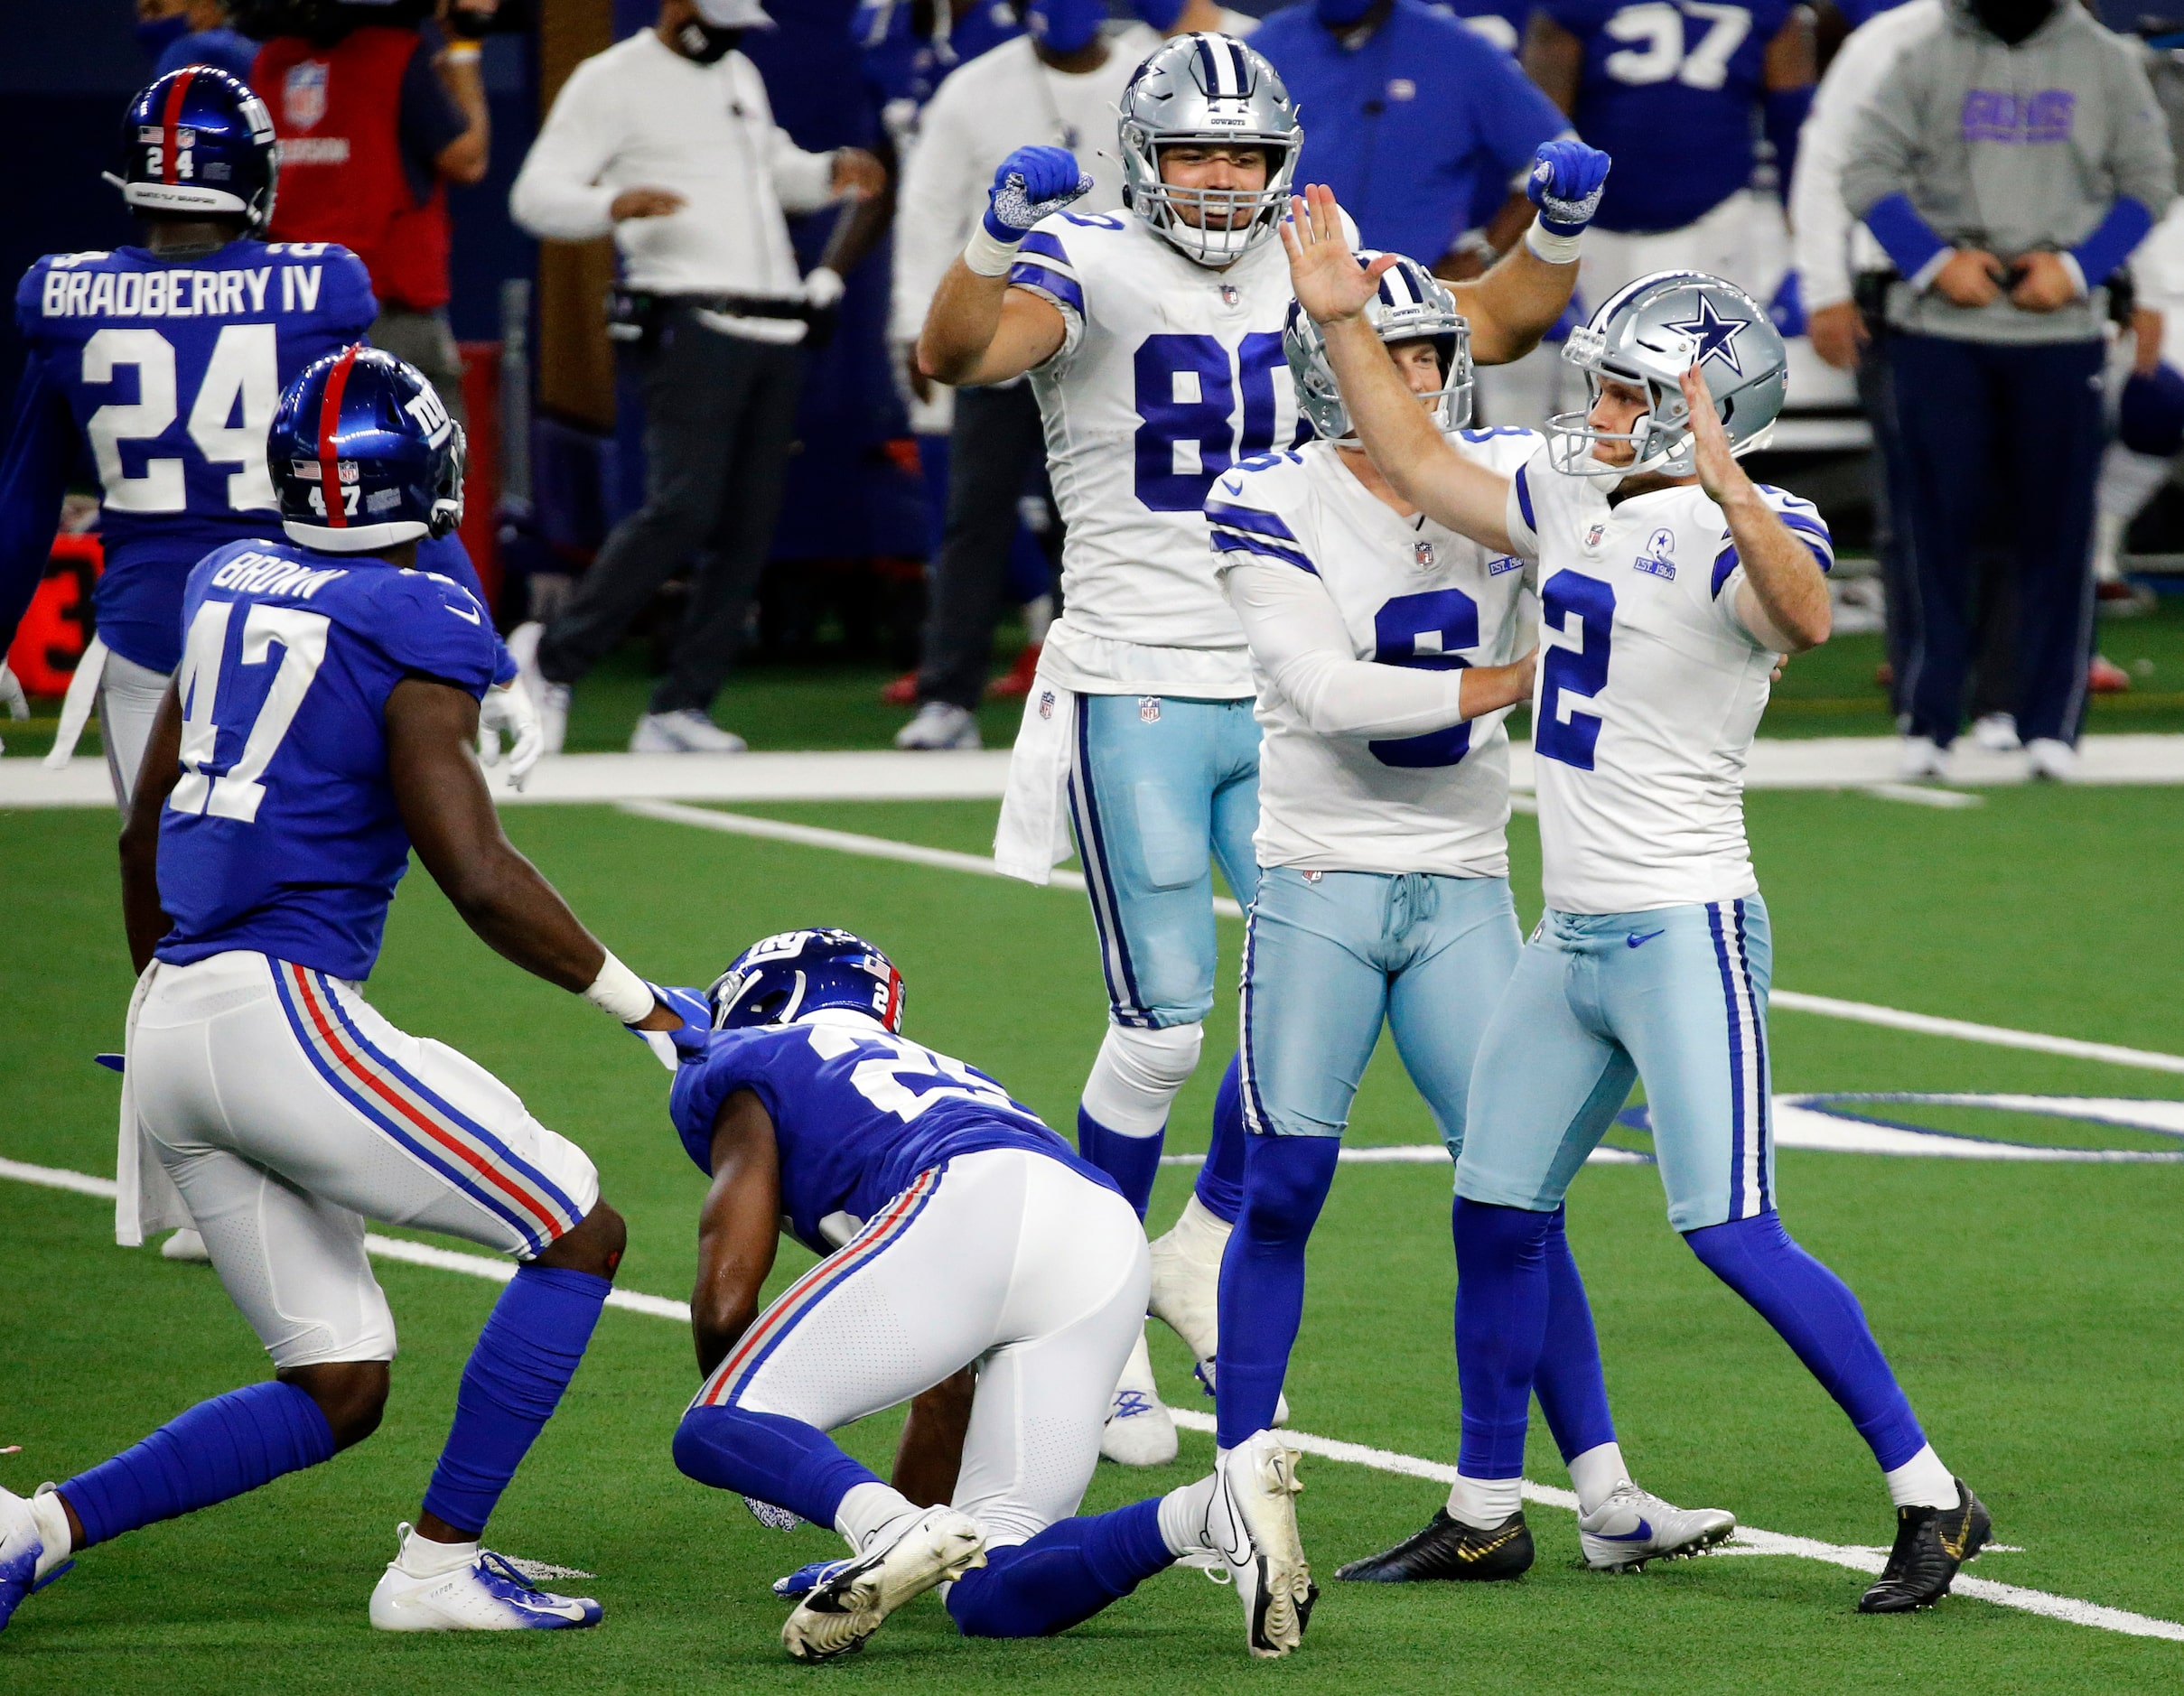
[619,802,2184,1077]
[5,1153,2178,1645]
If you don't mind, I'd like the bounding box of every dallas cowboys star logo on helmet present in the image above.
[1663,295,1751,377]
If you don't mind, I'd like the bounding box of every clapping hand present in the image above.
[1280,182,1396,325]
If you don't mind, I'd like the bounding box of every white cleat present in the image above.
[780,1505,985,1663]
[1153,1198,1289,1426]
[0,1486,66,1633]
[893,700,982,750]
[161,1228,211,1263]
[1099,1329,1179,1467]
[1577,1482,1737,1572]
[368,1523,601,1631]
[505,621,569,757]
[629,709,747,754]
[2026,737,2078,782]
[1209,1431,1313,1659]
[1970,712,2021,753]
[1897,735,1947,782]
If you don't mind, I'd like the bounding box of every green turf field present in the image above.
[3,784,2181,1692]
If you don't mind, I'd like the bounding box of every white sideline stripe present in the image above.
[5,1154,2179,1644]
[621,801,2184,1077]
[1157,1145,1648,1168]
[1862,783,1984,809]
[1163,1411,2184,1644]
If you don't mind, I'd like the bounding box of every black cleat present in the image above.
[1336,1509,1534,1582]
[1857,1480,1990,1614]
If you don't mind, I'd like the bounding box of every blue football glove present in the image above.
[1526,140,1612,238]
[982,145,1092,242]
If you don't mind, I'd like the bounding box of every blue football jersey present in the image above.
[1544,0,1797,232]
[4,239,376,673]
[668,1018,1117,1257]
[154,538,499,982]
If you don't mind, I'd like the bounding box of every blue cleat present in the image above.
[369,1523,602,1630]
[771,1557,853,1600]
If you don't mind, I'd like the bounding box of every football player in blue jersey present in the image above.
[0,347,682,1635]
[0,67,536,812]
[1523,0,1815,312]
[656,928,1308,1662]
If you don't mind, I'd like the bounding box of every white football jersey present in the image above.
[1008,211,1309,694]
[1503,451,1834,914]
[1212,431,1540,877]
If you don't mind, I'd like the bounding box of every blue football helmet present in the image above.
[113,66,278,234]
[708,929,906,1033]
[268,346,466,554]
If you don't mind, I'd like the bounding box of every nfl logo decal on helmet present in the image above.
[1547,271,1788,480]
[1118,33,1302,268]
[113,66,279,234]
[1285,251,1473,443]
[708,929,907,1032]
[268,346,466,553]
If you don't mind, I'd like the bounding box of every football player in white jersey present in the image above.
[1204,255,1733,1612]
[1284,188,1991,1616]
[919,32,1610,1464]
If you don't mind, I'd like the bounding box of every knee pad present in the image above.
[1080,1021,1203,1137]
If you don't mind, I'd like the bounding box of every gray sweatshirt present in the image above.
[1840,0,2175,342]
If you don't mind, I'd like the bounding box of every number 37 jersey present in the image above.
[1505,452,1832,914]
[1011,213,1306,674]
[154,540,500,983]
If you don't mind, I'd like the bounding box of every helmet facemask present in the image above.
[1126,137,1297,267]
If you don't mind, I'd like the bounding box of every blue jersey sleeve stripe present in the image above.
[1800,539,1832,574]
[1514,463,1536,536]
[1210,527,1318,574]
[1017,229,1071,265]
[1203,499,1302,543]
[1711,543,1741,598]
[1006,261,1084,317]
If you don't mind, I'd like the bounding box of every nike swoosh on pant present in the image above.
[1626,931,1666,948]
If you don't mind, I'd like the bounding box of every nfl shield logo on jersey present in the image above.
[284,61,329,130]
[1585,522,1607,549]
[1414,539,1437,570]
[1039,690,1055,721]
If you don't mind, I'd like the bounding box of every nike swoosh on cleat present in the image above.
[1596,1521,1655,1542]
[1626,930,1666,948]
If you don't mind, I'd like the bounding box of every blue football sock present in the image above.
[420,1263,609,1538]
[947,1499,1172,1638]
[62,1380,335,1547]
[1077,1106,1163,1220]
[1192,1054,1246,1225]
[1531,1204,1618,1462]
[1685,1212,1927,1470]
[1214,1132,1340,1449]
[672,1404,882,1528]
[1451,1197,1556,1480]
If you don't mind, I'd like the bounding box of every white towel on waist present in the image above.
[994,671,1078,885]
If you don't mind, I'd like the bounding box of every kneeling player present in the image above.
[1207,253,1734,1610]
[1285,189,1989,1614]
[657,929,1302,1661]
[0,349,678,1634]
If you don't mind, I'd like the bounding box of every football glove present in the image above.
[983,146,1091,243]
[478,680,543,790]
[1527,139,1612,238]
[0,661,26,756]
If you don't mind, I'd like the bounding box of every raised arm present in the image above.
[1283,186,1518,551]
[917,146,1084,387]
[692,1088,784,1377]
[1681,366,1831,652]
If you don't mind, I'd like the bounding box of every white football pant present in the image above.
[98,649,171,809]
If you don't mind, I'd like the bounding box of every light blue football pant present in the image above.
[1457,897,1777,1232]
[1239,868,1523,1146]
[1068,694,1262,1029]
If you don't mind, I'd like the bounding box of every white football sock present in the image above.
[1445,1473,1524,1530]
[397,1527,480,1578]
[835,1481,921,1552]
[1565,1441,1632,1516]
[1158,1474,1219,1555]
[30,1488,73,1582]
[1884,1444,1957,1510]
[1079,1021,1203,1137]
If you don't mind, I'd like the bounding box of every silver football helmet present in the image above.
[1118,33,1302,269]
[1546,271,1787,480]
[1284,252,1473,443]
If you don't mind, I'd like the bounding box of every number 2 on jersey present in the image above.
[1536,572,1615,771]
[1134,331,1286,510]
[82,323,281,515]
[170,598,330,824]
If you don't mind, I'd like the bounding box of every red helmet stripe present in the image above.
[161,70,196,187]
[316,344,360,530]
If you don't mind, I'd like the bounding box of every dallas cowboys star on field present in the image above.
[1283,184,1991,1614]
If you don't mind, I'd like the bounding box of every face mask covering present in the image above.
[1315,0,1379,25]
[135,13,191,57]
[673,18,744,61]
[1971,0,2056,44]
[1023,0,1106,55]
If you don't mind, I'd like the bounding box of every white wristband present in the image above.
[583,950,655,1024]
[963,223,1025,278]
[1524,219,1584,266]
